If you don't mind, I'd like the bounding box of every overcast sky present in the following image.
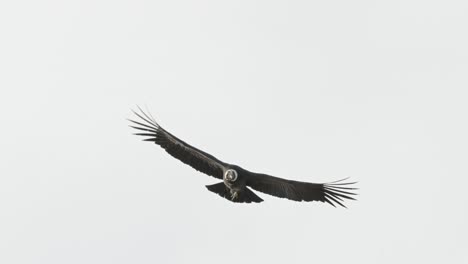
[1,1,467,263]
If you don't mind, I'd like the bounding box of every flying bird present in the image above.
[129,108,357,207]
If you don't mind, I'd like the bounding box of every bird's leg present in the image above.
[230,191,238,200]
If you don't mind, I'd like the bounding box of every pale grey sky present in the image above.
[1,1,467,263]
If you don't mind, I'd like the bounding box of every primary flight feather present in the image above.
[129,107,357,207]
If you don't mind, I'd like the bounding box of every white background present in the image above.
[1,1,467,263]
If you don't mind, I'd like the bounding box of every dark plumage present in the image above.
[129,107,357,207]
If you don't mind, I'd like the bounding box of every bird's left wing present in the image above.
[246,172,357,207]
[129,108,227,179]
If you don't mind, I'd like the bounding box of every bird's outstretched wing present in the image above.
[246,173,357,207]
[129,107,227,179]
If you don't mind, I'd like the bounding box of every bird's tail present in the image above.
[206,182,263,203]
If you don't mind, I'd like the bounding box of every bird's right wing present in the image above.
[129,107,227,179]
[246,172,357,207]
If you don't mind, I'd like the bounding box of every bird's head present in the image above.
[224,169,238,182]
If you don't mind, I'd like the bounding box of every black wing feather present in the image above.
[129,107,227,179]
[246,173,357,207]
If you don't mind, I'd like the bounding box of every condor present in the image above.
[129,107,357,207]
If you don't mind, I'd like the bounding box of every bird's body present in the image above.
[129,107,357,206]
[223,168,243,198]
